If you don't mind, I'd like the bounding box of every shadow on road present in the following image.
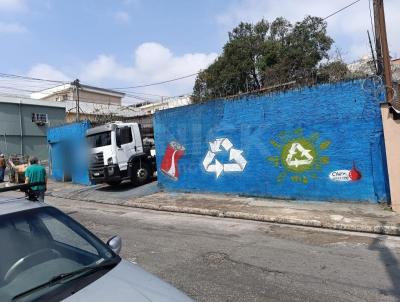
[96,179,158,193]
[368,222,400,300]
[97,181,140,192]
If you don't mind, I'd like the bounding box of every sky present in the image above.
[0,0,399,104]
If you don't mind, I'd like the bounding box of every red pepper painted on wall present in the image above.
[160,141,185,180]
[349,161,362,181]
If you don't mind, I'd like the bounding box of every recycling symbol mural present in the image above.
[285,142,314,168]
[267,128,331,184]
[202,138,247,178]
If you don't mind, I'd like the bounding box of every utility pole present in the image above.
[373,0,393,104]
[373,0,383,75]
[72,79,81,121]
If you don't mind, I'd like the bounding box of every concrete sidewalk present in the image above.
[42,180,400,236]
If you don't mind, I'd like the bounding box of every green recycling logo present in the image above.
[267,129,330,184]
[281,139,316,173]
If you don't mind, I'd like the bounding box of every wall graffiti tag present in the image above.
[160,141,185,180]
[268,129,330,184]
[203,138,247,178]
[329,162,362,182]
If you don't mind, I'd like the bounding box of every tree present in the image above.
[317,61,349,82]
[192,16,334,103]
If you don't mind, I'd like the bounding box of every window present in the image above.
[87,131,112,148]
[116,127,133,146]
[41,214,98,255]
[32,113,48,124]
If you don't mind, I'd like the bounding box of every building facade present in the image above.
[0,96,65,160]
[31,83,125,105]
[134,95,192,115]
[31,83,126,123]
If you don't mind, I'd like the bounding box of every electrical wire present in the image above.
[0,72,68,84]
[0,86,38,93]
[114,90,169,98]
[323,0,362,20]
[0,1,365,102]
[368,0,376,43]
[0,71,186,101]
[110,72,199,90]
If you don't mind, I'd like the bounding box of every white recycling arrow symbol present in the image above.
[203,138,247,178]
[285,142,314,168]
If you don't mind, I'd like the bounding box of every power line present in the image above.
[0,86,38,93]
[123,93,159,102]
[368,0,376,43]
[0,70,197,98]
[114,89,167,98]
[323,0,362,20]
[0,78,58,88]
[0,72,68,84]
[110,72,199,89]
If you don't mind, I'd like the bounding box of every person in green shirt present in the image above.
[25,156,47,202]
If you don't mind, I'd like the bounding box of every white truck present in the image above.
[86,122,156,186]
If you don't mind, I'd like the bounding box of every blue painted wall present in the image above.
[47,121,91,185]
[154,80,390,203]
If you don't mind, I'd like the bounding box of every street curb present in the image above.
[47,192,400,236]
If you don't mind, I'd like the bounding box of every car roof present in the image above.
[0,195,48,215]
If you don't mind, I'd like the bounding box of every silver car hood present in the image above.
[63,259,193,302]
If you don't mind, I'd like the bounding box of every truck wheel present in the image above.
[131,161,151,185]
[107,180,121,186]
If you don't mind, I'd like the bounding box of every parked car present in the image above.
[0,186,193,302]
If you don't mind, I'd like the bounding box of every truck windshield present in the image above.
[87,131,112,148]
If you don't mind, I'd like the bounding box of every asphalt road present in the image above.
[48,196,400,302]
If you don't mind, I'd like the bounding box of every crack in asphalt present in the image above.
[202,252,285,275]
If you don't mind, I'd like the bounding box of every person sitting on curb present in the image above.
[0,154,6,182]
[25,156,47,202]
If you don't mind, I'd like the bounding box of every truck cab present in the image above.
[86,122,156,186]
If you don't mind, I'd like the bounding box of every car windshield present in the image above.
[0,206,118,301]
[87,131,112,148]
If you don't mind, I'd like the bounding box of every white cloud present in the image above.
[0,0,25,11]
[27,64,70,81]
[80,42,218,99]
[216,0,400,62]
[113,11,130,24]
[0,21,26,33]
[23,43,216,103]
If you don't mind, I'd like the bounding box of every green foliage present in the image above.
[317,61,350,82]
[193,16,335,103]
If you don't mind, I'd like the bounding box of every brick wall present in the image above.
[154,80,390,203]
